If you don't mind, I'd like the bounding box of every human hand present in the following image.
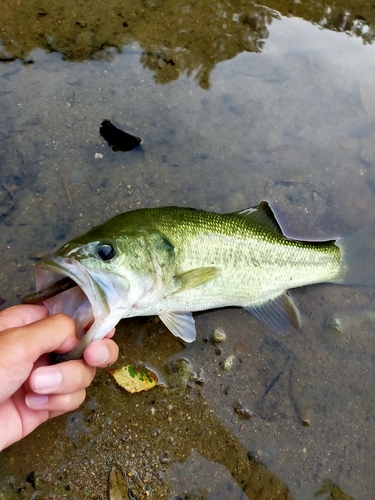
[0,304,119,451]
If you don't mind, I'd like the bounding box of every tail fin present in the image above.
[335,222,375,286]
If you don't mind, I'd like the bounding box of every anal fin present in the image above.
[244,291,301,336]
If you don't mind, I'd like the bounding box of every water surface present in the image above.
[1,1,375,498]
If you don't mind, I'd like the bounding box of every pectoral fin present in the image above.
[173,266,220,293]
[244,291,301,336]
[159,311,197,342]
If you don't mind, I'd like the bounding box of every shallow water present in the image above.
[1,1,375,498]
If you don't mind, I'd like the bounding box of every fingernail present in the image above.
[34,369,63,392]
[93,345,110,365]
[26,393,49,408]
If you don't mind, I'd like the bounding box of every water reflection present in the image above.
[1,0,374,89]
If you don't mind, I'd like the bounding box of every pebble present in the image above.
[325,317,343,336]
[222,354,235,371]
[212,327,226,343]
[234,401,254,420]
[299,405,313,427]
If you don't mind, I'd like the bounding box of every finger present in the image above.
[28,360,96,395]
[0,305,48,332]
[4,314,78,365]
[104,328,116,339]
[25,389,87,412]
[83,338,119,368]
[0,314,79,404]
[24,339,118,395]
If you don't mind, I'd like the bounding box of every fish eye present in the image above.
[96,243,115,261]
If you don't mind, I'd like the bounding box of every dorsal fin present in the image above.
[232,201,283,234]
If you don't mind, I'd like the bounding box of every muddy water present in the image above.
[1,0,375,499]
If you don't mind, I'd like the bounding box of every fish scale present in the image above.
[142,207,341,304]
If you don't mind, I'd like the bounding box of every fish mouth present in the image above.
[33,257,111,343]
[31,257,131,361]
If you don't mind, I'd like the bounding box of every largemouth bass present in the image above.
[22,202,373,361]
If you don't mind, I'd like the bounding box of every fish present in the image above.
[22,201,375,362]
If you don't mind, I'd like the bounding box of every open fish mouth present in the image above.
[27,258,110,337]
[22,257,131,361]
[22,257,120,361]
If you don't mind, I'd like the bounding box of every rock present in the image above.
[212,327,226,343]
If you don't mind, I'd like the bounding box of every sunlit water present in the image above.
[1,1,375,499]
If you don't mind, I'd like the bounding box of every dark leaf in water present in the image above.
[100,119,141,152]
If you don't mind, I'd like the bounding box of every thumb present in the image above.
[0,313,77,403]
